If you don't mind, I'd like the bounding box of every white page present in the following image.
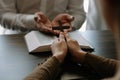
[24,30,94,53]
[69,31,91,47]
[24,31,54,52]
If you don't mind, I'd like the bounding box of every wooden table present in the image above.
[0,30,117,80]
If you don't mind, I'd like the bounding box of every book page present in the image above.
[69,31,90,46]
[24,30,94,53]
[24,31,54,52]
[69,31,94,51]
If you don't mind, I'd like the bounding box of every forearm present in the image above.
[83,53,118,78]
[0,13,37,31]
[24,56,61,80]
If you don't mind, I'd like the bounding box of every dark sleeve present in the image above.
[83,53,119,78]
[24,56,61,80]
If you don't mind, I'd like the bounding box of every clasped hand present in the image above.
[34,12,74,35]
[51,32,87,63]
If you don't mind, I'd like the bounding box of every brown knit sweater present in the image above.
[84,53,118,78]
[24,53,118,80]
[24,56,60,80]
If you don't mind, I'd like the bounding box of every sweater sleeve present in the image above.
[0,0,37,31]
[68,0,86,30]
[24,56,61,80]
[83,53,119,78]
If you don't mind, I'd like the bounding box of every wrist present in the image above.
[75,50,87,63]
[53,52,66,63]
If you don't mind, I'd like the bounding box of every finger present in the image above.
[64,26,72,32]
[61,20,68,24]
[38,25,50,33]
[64,30,69,33]
[52,17,60,26]
[61,14,74,22]
[39,14,47,23]
[45,22,52,28]
[41,25,59,35]
[52,37,59,44]
[59,32,65,41]
[64,32,71,41]
[62,23,72,32]
[52,21,59,27]
[34,15,41,23]
[43,27,54,34]
[66,15,74,22]
[35,12,47,23]
[55,37,59,41]
[54,30,60,35]
[44,28,52,33]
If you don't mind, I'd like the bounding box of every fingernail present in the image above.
[70,16,74,20]
[64,30,68,33]
[60,32,63,34]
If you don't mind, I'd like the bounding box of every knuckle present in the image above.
[73,39,77,42]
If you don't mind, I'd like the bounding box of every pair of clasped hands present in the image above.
[34,12,86,64]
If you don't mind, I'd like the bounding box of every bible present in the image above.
[24,30,94,53]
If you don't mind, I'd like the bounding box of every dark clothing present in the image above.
[24,53,118,80]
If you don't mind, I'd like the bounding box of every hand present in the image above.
[52,14,74,34]
[64,32,87,63]
[51,32,67,63]
[34,12,55,34]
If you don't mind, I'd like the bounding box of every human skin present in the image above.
[51,32,68,63]
[34,12,74,35]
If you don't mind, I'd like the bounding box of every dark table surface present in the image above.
[0,30,117,80]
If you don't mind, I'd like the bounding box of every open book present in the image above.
[24,30,94,53]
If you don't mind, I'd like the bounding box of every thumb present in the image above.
[34,12,47,23]
[39,14,47,23]
[61,14,74,23]
[59,32,65,41]
[34,14,41,23]
[64,31,71,41]
[65,15,74,22]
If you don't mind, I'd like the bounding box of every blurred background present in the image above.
[0,0,89,34]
